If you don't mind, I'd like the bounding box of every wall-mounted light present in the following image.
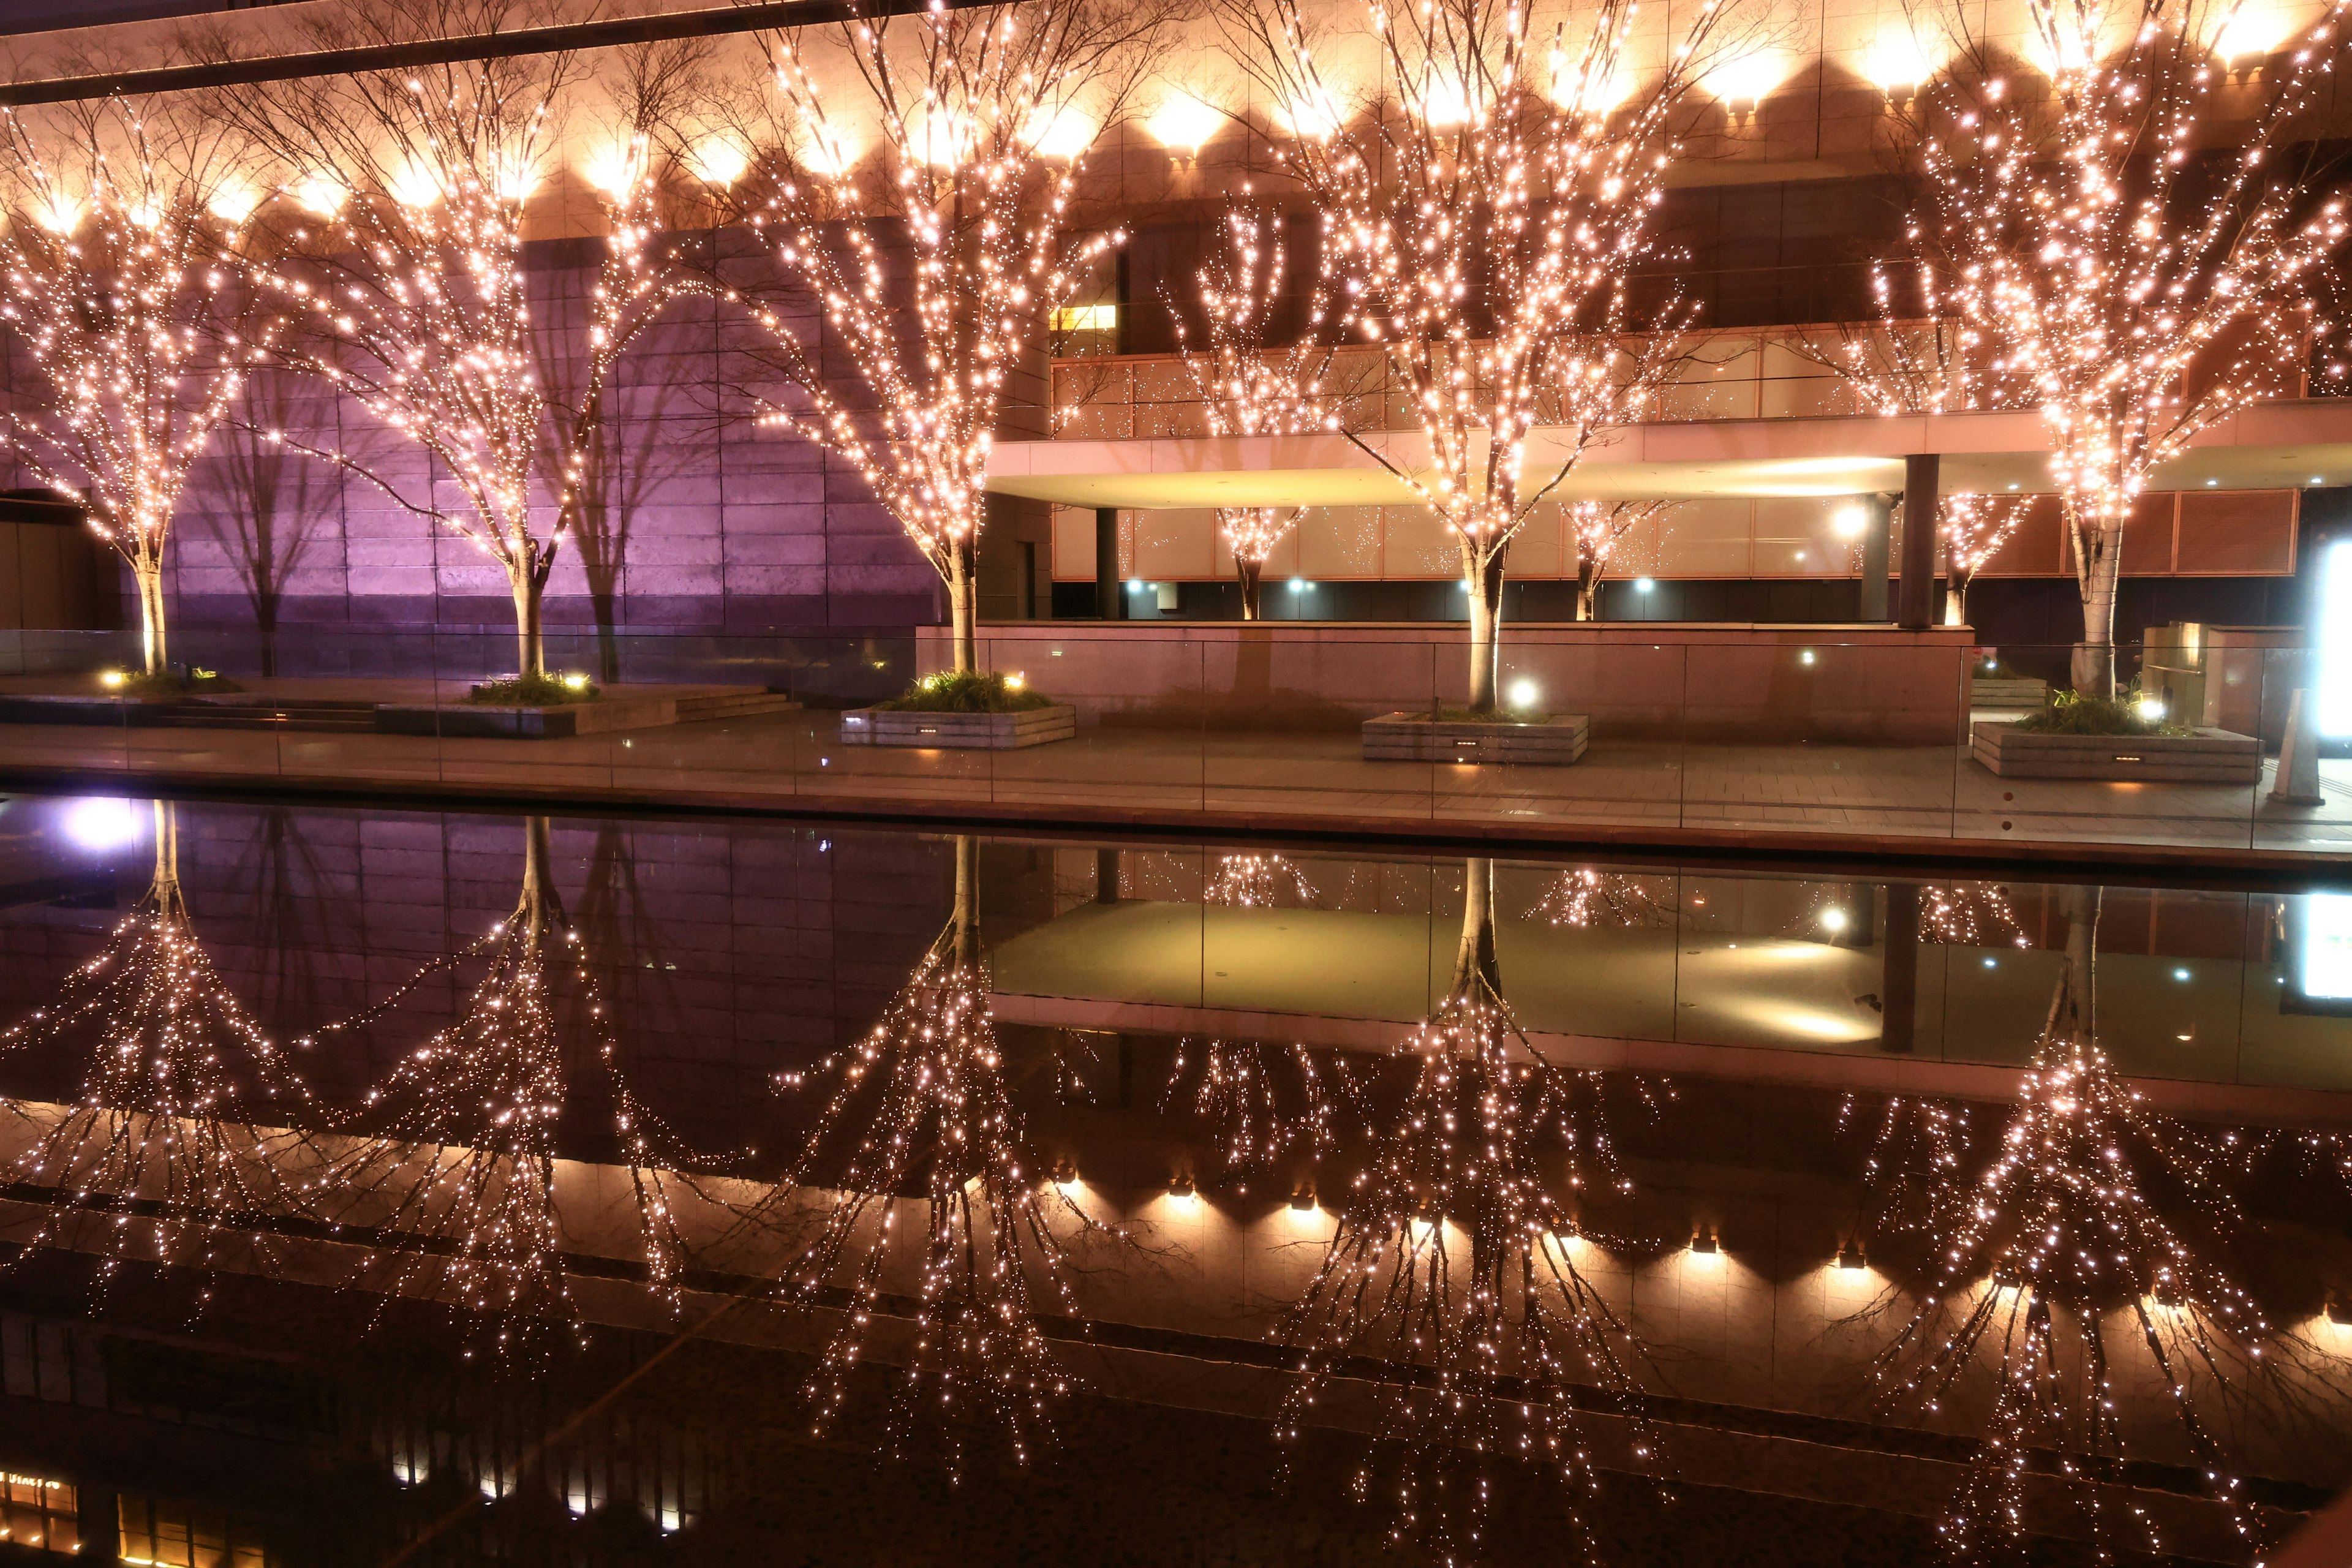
[1836,1238,1868,1270]
[1289,1184,1316,1212]
[1148,92,1226,166]
[1689,1223,1721,1255]
[1167,1172,1196,1199]
[1634,577,1656,593]
[2329,1297,2352,1326]
[1833,506,1868,540]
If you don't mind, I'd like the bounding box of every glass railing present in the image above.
[0,622,2332,856]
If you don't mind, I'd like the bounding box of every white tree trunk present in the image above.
[947,544,978,676]
[1464,548,1504,714]
[2071,516,2124,697]
[133,562,168,675]
[510,567,545,680]
[1236,556,1263,620]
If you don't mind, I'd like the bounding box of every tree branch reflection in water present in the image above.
[1868,888,2273,1562]
[304,817,701,1357]
[1276,858,1658,1565]
[765,835,1114,1479]
[0,801,319,1296]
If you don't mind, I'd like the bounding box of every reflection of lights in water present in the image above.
[62,796,143,852]
[2173,967,2192,982]
[2301,894,2352,999]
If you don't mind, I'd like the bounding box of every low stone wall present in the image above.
[925,622,1979,746]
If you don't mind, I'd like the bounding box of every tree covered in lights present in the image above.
[0,801,321,1289]
[225,12,707,682]
[0,97,277,677]
[1898,0,2348,693]
[306,816,701,1356]
[760,835,1110,1475]
[709,0,1161,676]
[1218,0,1724,712]
[1175,206,1371,619]
[1939,492,2029,627]
[1276,858,1653,1562]
[1868,886,2276,1561]
[1564,500,1672,622]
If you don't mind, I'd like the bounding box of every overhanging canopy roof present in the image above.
[986,402,2352,508]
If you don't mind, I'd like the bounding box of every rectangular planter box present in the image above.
[1970,677,2050,710]
[837,705,1076,750]
[1362,712,1590,764]
[1972,722,2261,782]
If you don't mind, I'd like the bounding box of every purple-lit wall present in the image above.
[1,238,945,673]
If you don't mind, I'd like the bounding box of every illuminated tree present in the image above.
[0,802,318,1289]
[0,98,276,676]
[1869,888,2274,1561]
[1205,850,1319,908]
[1525,866,1676,929]
[1175,206,1366,619]
[228,13,704,681]
[1939,493,2029,628]
[710,0,1159,675]
[766,836,1109,1474]
[1276,858,1652,1560]
[1903,0,2348,693]
[306,816,699,1355]
[1219,0,1722,712]
[1564,499,1672,622]
[1163,1036,1360,1177]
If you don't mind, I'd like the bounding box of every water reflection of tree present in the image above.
[1163,1036,1361,1178]
[1916,883,2029,951]
[1523,867,1676,930]
[764,835,1107,1477]
[309,818,699,1355]
[0,802,318,1287]
[1868,887,2275,1562]
[1205,852,1319,909]
[1278,858,1655,1563]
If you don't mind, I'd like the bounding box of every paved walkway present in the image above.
[2,703,2345,865]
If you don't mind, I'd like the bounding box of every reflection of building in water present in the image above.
[0,810,2348,1559]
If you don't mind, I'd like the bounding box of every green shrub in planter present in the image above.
[467,672,601,706]
[875,670,1054,714]
[2011,685,2192,739]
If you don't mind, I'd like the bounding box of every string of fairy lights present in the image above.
[0,804,318,1300]
[1274,962,1654,1563]
[1224,0,1723,707]
[232,57,692,682]
[6,813,2352,1548]
[1937,493,2031,626]
[0,101,277,676]
[718,2,1131,675]
[1899,0,2348,687]
[763,902,1102,1478]
[1173,206,1358,618]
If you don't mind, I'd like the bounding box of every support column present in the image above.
[1858,494,1892,622]
[1880,883,1920,1054]
[1095,508,1125,620]
[1898,453,1940,630]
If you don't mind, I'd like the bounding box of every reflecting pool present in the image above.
[0,793,2348,1565]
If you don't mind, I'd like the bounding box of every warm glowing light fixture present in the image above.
[1707,51,1787,113]
[1273,84,1346,140]
[1689,1223,1721,1254]
[1507,677,1539,710]
[290,172,347,217]
[1861,29,1940,92]
[686,135,751,187]
[1023,100,1099,161]
[1148,92,1226,159]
